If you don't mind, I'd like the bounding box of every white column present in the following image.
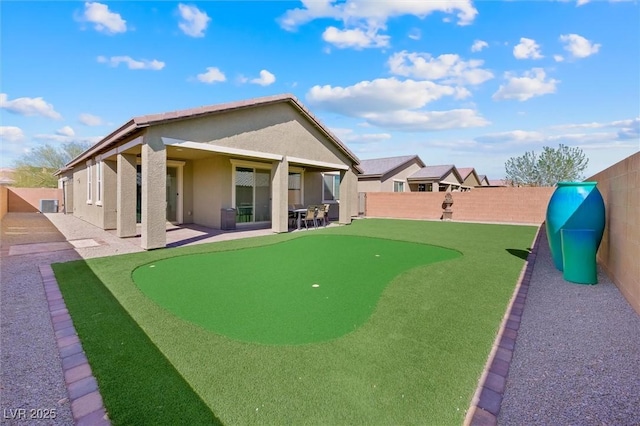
[116,153,137,237]
[141,137,167,249]
[271,156,289,233]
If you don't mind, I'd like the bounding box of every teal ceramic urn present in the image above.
[545,182,605,274]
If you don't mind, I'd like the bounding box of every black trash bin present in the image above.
[221,208,236,230]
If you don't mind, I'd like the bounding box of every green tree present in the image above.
[12,142,89,188]
[505,144,589,187]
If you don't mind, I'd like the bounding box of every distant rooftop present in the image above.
[409,164,456,179]
[359,155,424,177]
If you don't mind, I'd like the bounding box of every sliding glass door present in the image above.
[235,166,271,224]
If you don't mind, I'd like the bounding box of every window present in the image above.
[288,171,303,205]
[393,180,404,192]
[96,161,103,205]
[86,160,93,204]
[322,173,340,202]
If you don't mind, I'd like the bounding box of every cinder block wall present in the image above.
[0,186,7,219]
[7,188,63,213]
[365,187,555,224]
[588,152,640,314]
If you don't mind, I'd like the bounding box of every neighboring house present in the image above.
[407,165,464,192]
[457,167,481,191]
[477,175,490,186]
[488,179,509,187]
[56,94,361,249]
[357,155,425,193]
[0,168,15,186]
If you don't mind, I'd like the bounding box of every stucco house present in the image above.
[457,167,482,191]
[406,165,464,192]
[477,175,490,186]
[56,94,361,249]
[357,155,425,193]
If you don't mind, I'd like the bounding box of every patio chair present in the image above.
[316,207,326,228]
[322,203,330,226]
[302,205,318,229]
[288,205,297,228]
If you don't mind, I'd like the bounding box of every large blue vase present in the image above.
[545,182,605,272]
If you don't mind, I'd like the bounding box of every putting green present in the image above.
[133,234,461,344]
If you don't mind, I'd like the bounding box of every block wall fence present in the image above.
[364,187,555,225]
[588,152,640,315]
[3,187,63,214]
[0,186,7,219]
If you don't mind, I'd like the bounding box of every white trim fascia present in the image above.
[162,137,282,161]
[287,156,349,171]
[101,136,143,160]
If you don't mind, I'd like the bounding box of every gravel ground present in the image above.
[1,214,77,426]
[498,229,640,425]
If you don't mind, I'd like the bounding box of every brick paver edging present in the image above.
[39,264,111,426]
[464,225,544,426]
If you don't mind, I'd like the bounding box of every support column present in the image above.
[339,167,357,225]
[117,153,137,237]
[141,139,167,250]
[271,156,289,233]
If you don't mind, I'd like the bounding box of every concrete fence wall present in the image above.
[588,152,640,315]
[6,188,63,213]
[0,186,8,219]
[364,187,555,224]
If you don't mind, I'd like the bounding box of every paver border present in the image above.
[40,264,111,426]
[464,225,544,426]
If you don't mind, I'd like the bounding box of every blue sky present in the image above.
[1,0,638,180]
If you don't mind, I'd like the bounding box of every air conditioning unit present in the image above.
[39,199,59,213]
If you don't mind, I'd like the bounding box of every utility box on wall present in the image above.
[220,208,236,230]
[39,199,59,213]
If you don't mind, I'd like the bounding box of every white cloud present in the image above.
[178,4,210,38]
[331,128,392,144]
[493,68,559,101]
[80,2,127,34]
[79,113,104,126]
[559,33,601,58]
[56,126,75,137]
[278,1,477,49]
[0,93,62,119]
[307,77,457,116]
[364,109,489,131]
[551,117,640,140]
[250,70,276,86]
[97,55,165,70]
[553,54,565,62]
[197,67,226,84]
[475,130,545,144]
[408,28,421,41]
[322,26,390,49]
[307,77,489,131]
[513,37,544,59]
[388,51,494,86]
[471,39,488,52]
[0,126,25,142]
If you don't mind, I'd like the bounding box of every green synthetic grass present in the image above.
[53,219,537,425]
[133,235,461,344]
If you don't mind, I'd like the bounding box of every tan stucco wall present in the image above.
[145,102,354,168]
[442,171,462,186]
[463,174,481,187]
[357,179,382,193]
[192,155,233,228]
[588,152,640,314]
[380,161,423,192]
[71,162,105,228]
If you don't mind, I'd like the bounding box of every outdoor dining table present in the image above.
[290,208,307,230]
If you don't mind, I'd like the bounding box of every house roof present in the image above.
[489,179,508,186]
[408,164,460,180]
[457,167,475,180]
[61,94,360,172]
[358,155,425,178]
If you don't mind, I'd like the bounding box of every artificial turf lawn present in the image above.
[133,235,461,344]
[53,219,537,425]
